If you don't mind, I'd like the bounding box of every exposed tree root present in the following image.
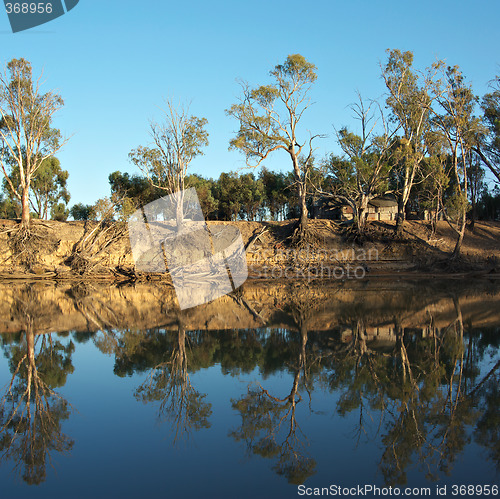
[68,221,126,276]
[8,223,59,269]
[288,220,324,249]
[339,222,376,246]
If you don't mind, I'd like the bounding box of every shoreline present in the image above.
[0,218,498,282]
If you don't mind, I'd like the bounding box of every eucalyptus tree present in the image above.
[430,63,482,259]
[382,49,436,235]
[259,167,289,221]
[226,54,321,241]
[0,58,65,229]
[475,75,500,183]
[321,95,395,234]
[129,99,209,226]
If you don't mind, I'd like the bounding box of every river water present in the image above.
[0,279,499,498]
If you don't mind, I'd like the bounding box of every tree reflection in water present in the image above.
[323,297,500,485]
[134,322,212,443]
[0,287,74,485]
[230,294,324,484]
[2,282,498,488]
[101,288,499,486]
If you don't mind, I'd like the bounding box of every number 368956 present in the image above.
[5,3,53,14]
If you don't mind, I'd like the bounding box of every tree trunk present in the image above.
[299,184,308,233]
[469,194,476,232]
[174,190,184,230]
[357,196,369,234]
[21,185,30,227]
[451,213,466,260]
[290,148,308,241]
[395,197,405,237]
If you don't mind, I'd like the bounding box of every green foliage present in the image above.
[69,202,93,221]
[1,155,69,220]
[129,100,209,196]
[185,173,218,219]
[211,171,266,221]
[214,171,242,221]
[108,170,160,217]
[238,173,265,220]
[32,157,70,218]
[272,53,317,85]
[227,54,320,229]
[50,202,69,221]
[0,192,19,218]
[259,167,289,221]
[0,58,65,226]
[477,186,500,219]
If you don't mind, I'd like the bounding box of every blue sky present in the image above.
[1,0,499,206]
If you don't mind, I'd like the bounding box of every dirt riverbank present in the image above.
[0,218,499,281]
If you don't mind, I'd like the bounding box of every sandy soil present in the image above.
[0,218,498,280]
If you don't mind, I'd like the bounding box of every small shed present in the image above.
[317,195,399,221]
[366,195,398,221]
[335,195,398,221]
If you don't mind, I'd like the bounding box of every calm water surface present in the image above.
[0,280,499,498]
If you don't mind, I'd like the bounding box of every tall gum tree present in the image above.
[0,58,65,228]
[430,63,482,259]
[382,49,436,236]
[226,54,320,240]
[475,75,500,183]
[129,99,209,227]
[320,95,395,235]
